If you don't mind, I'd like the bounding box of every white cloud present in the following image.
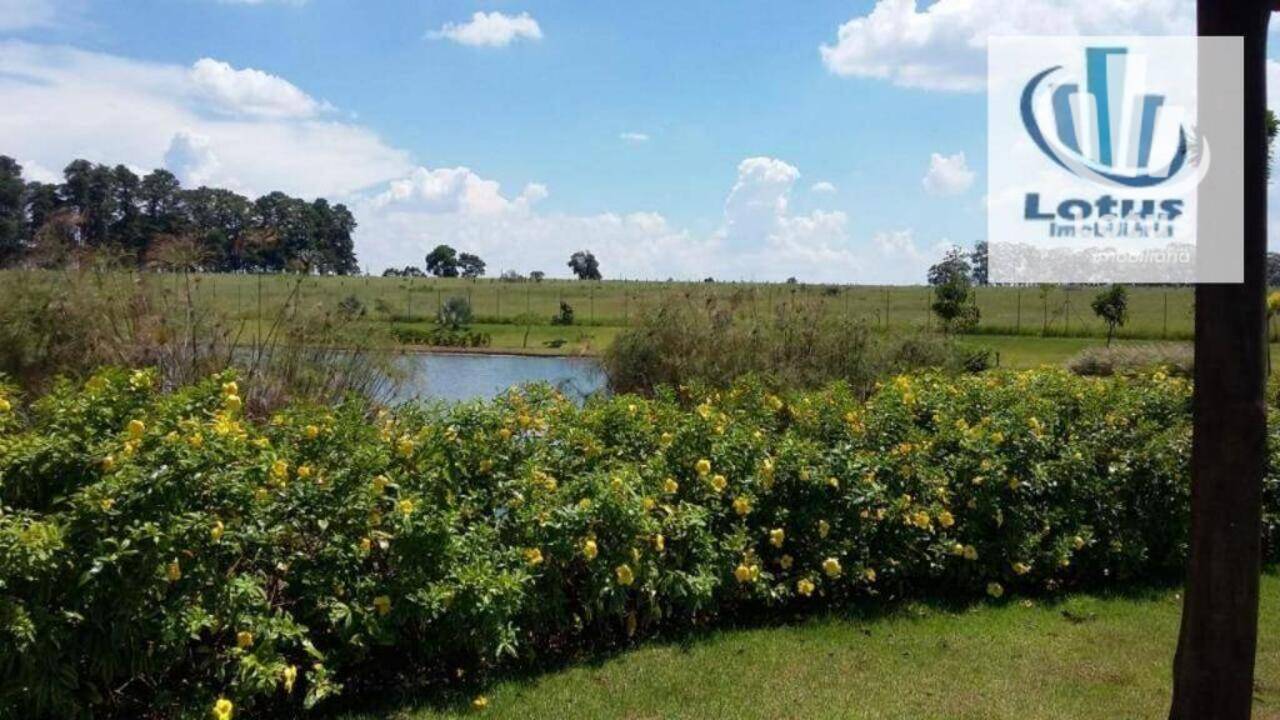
[0,0,60,30]
[922,151,975,195]
[0,42,410,199]
[619,132,650,144]
[190,58,324,119]
[429,11,543,48]
[810,181,837,194]
[164,130,223,187]
[820,0,1194,91]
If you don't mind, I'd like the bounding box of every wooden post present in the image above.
[1170,4,1270,719]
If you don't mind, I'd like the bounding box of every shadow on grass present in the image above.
[310,571,1222,720]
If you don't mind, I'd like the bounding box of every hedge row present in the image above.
[1,368,1277,718]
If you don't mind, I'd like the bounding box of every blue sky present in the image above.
[0,0,1267,280]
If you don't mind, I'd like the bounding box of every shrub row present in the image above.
[1,368,1277,718]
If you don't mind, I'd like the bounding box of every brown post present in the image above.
[1170,3,1270,719]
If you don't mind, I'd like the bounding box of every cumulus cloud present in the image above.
[190,58,325,119]
[619,132,650,144]
[429,11,543,48]
[810,181,837,194]
[164,130,223,187]
[921,152,975,195]
[820,0,1194,91]
[0,41,410,199]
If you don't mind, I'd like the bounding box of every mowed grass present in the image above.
[334,574,1280,720]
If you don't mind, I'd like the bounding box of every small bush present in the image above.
[602,293,985,395]
[1067,344,1193,377]
[551,301,575,326]
[3,367,1276,717]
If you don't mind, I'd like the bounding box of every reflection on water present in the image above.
[388,352,607,404]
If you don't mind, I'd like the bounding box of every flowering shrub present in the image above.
[1,367,1277,718]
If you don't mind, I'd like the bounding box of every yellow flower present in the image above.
[236,631,253,649]
[963,545,979,561]
[212,697,234,720]
[659,431,673,445]
[734,563,756,583]
[862,568,877,583]
[615,564,635,586]
[710,474,728,493]
[397,435,415,457]
[827,476,839,489]
[101,454,116,472]
[223,394,242,413]
[653,534,665,552]
[270,459,289,483]
[305,424,320,439]
[577,498,592,511]
[166,561,181,582]
[822,557,842,578]
[910,511,932,530]
[127,419,146,440]
[732,496,751,516]
[372,474,389,493]
[188,433,204,449]
[398,499,415,516]
[1072,535,1086,550]
[818,520,830,538]
[129,369,152,389]
[642,497,656,511]
[524,548,544,566]
[769,528,785,548]
[282,664,298,693]
[373,595,392,615]
[949,542,965,556]
[695,458,712,476]
[987,582,1004,598]
[767,394,784,412]
[0,397,10,413]
[498,427,512,441]
[211,520,224,541]
[663,477,679,494]
[779,554,794,570]
[472,695,489,711]
[797,578,815,596]
[254,487,270,504]
[296,464,313,479]
[937,511,955,528]
[99,497,114,511]
[221,380,239,397]
[359,537,372,553]
[1012,562,1031,576]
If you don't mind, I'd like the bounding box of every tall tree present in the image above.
[458,252,486,279]
[1170,3,1271,719]
[426,244,459,277]
[970,240,989,286]
[567,250,601,280]
[0,156,24,266]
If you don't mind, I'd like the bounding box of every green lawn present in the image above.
[334,575,1280,720]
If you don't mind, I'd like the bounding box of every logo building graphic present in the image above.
[1021,46,1194,188]
[987,36,1241,284]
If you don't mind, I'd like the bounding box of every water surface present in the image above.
[388,352,606,404]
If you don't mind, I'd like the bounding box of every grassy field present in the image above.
[335,574,1280,720]
[163,273,1198,340]
[0,270,1221,365]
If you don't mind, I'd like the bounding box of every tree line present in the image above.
[0,155,358,273]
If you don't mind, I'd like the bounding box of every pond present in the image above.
[387,352,607,404]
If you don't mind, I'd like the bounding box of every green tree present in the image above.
[568,250,601,280]
[458,252,486,279]
[1090,284,1128,347]
[0,156,24,266]
[930,272,979,335]
[425,244,459,277]
[926,246,972,286]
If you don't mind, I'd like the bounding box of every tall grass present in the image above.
[0,257,398,410]
[602,291,988,395]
